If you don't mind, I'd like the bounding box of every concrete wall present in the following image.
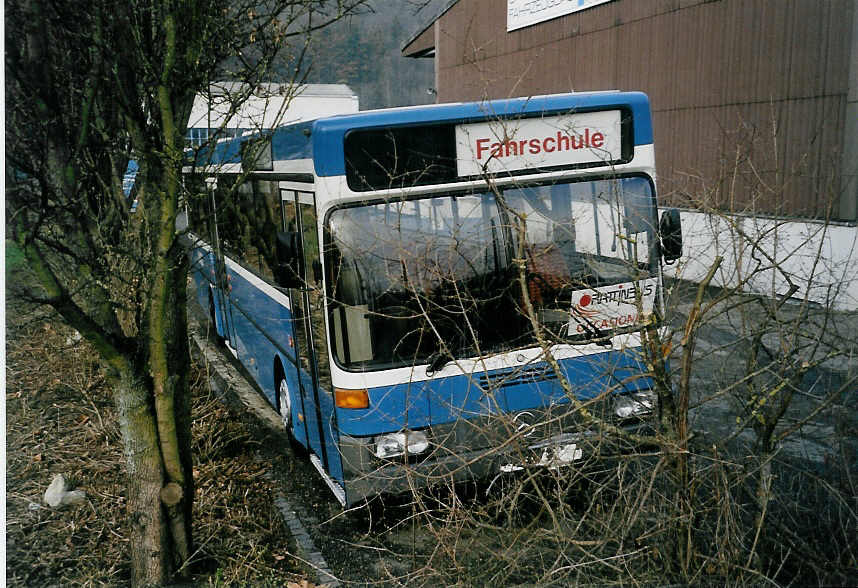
[666,209,858,310]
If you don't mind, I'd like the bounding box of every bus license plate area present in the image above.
[500,436,584,473]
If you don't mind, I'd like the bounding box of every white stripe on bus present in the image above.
[328,332,645,391]
[223,257,292,310]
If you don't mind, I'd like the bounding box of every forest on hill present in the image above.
[291,0,441,109]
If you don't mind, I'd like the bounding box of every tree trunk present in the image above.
[115,371,171,585]
[138,144,195,583]
[115,245,193,586]
[156,240,194,575]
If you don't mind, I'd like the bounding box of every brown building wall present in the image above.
[409,0,856,220]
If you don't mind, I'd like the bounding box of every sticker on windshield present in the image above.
[569,278,657,335]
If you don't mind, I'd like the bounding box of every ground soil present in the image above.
[5,302,313,586]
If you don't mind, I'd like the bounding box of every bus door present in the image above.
[281,190,343,481]
[209,180,240,354]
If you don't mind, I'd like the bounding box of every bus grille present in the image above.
[477,365,558,390]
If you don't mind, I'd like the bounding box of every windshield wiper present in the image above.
[569,307,613,347]
[425,348,454,375]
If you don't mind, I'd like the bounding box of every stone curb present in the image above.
[272,493,340,587]
[188,313,339,587]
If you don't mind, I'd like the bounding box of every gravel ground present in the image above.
[663,280,858,466]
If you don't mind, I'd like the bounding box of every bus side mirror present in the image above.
[659,208,683,263]
[275,230,303,288]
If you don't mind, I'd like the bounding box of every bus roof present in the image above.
[186,91,652,178]
[190,119,314,168]
[311,91,652,177]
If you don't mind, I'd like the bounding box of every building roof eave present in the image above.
[401,0,460,57]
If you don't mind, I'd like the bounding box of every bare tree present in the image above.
[316,115,857,586]
[5,0,365,584]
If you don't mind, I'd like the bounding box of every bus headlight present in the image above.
[374,431,429,459]
[614,390,656,419]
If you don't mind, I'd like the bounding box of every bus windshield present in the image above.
[326,176,658,371]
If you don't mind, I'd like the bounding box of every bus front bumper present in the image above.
[337,407,656,506]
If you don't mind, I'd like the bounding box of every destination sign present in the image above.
[454,110,623,176]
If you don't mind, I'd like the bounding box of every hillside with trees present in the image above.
[291,1,437,109]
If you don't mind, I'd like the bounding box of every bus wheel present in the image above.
[278,376,292,430]
[276,373,307,457]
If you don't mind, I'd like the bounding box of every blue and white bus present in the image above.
[183,91,682,506]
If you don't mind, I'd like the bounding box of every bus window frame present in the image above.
[322,172,660,374]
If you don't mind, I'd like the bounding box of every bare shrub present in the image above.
[326,117,858,587]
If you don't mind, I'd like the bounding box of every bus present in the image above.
[183,91,682,506]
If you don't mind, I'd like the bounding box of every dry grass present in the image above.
[5,306,310,586]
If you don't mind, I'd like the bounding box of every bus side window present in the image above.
[214,177,250,264]
[297,196,320,286]
[249,180,281,282]
[278,192,303,287]
[213,178,283,279]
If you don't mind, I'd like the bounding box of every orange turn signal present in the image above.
[335,388,369,409]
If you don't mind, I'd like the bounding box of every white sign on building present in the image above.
[507,0,615,32]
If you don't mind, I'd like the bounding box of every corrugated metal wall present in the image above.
[432,0,855,220]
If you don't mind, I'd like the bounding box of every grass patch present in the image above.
[6,238,27,272]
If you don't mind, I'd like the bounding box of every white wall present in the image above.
[664,210,858,311]
[187,85,359,131]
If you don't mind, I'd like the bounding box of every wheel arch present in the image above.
[273,354,287,413]
[207,285,224,338]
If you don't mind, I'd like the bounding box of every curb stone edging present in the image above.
[187,311,340,587]
[272,492,340,587]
